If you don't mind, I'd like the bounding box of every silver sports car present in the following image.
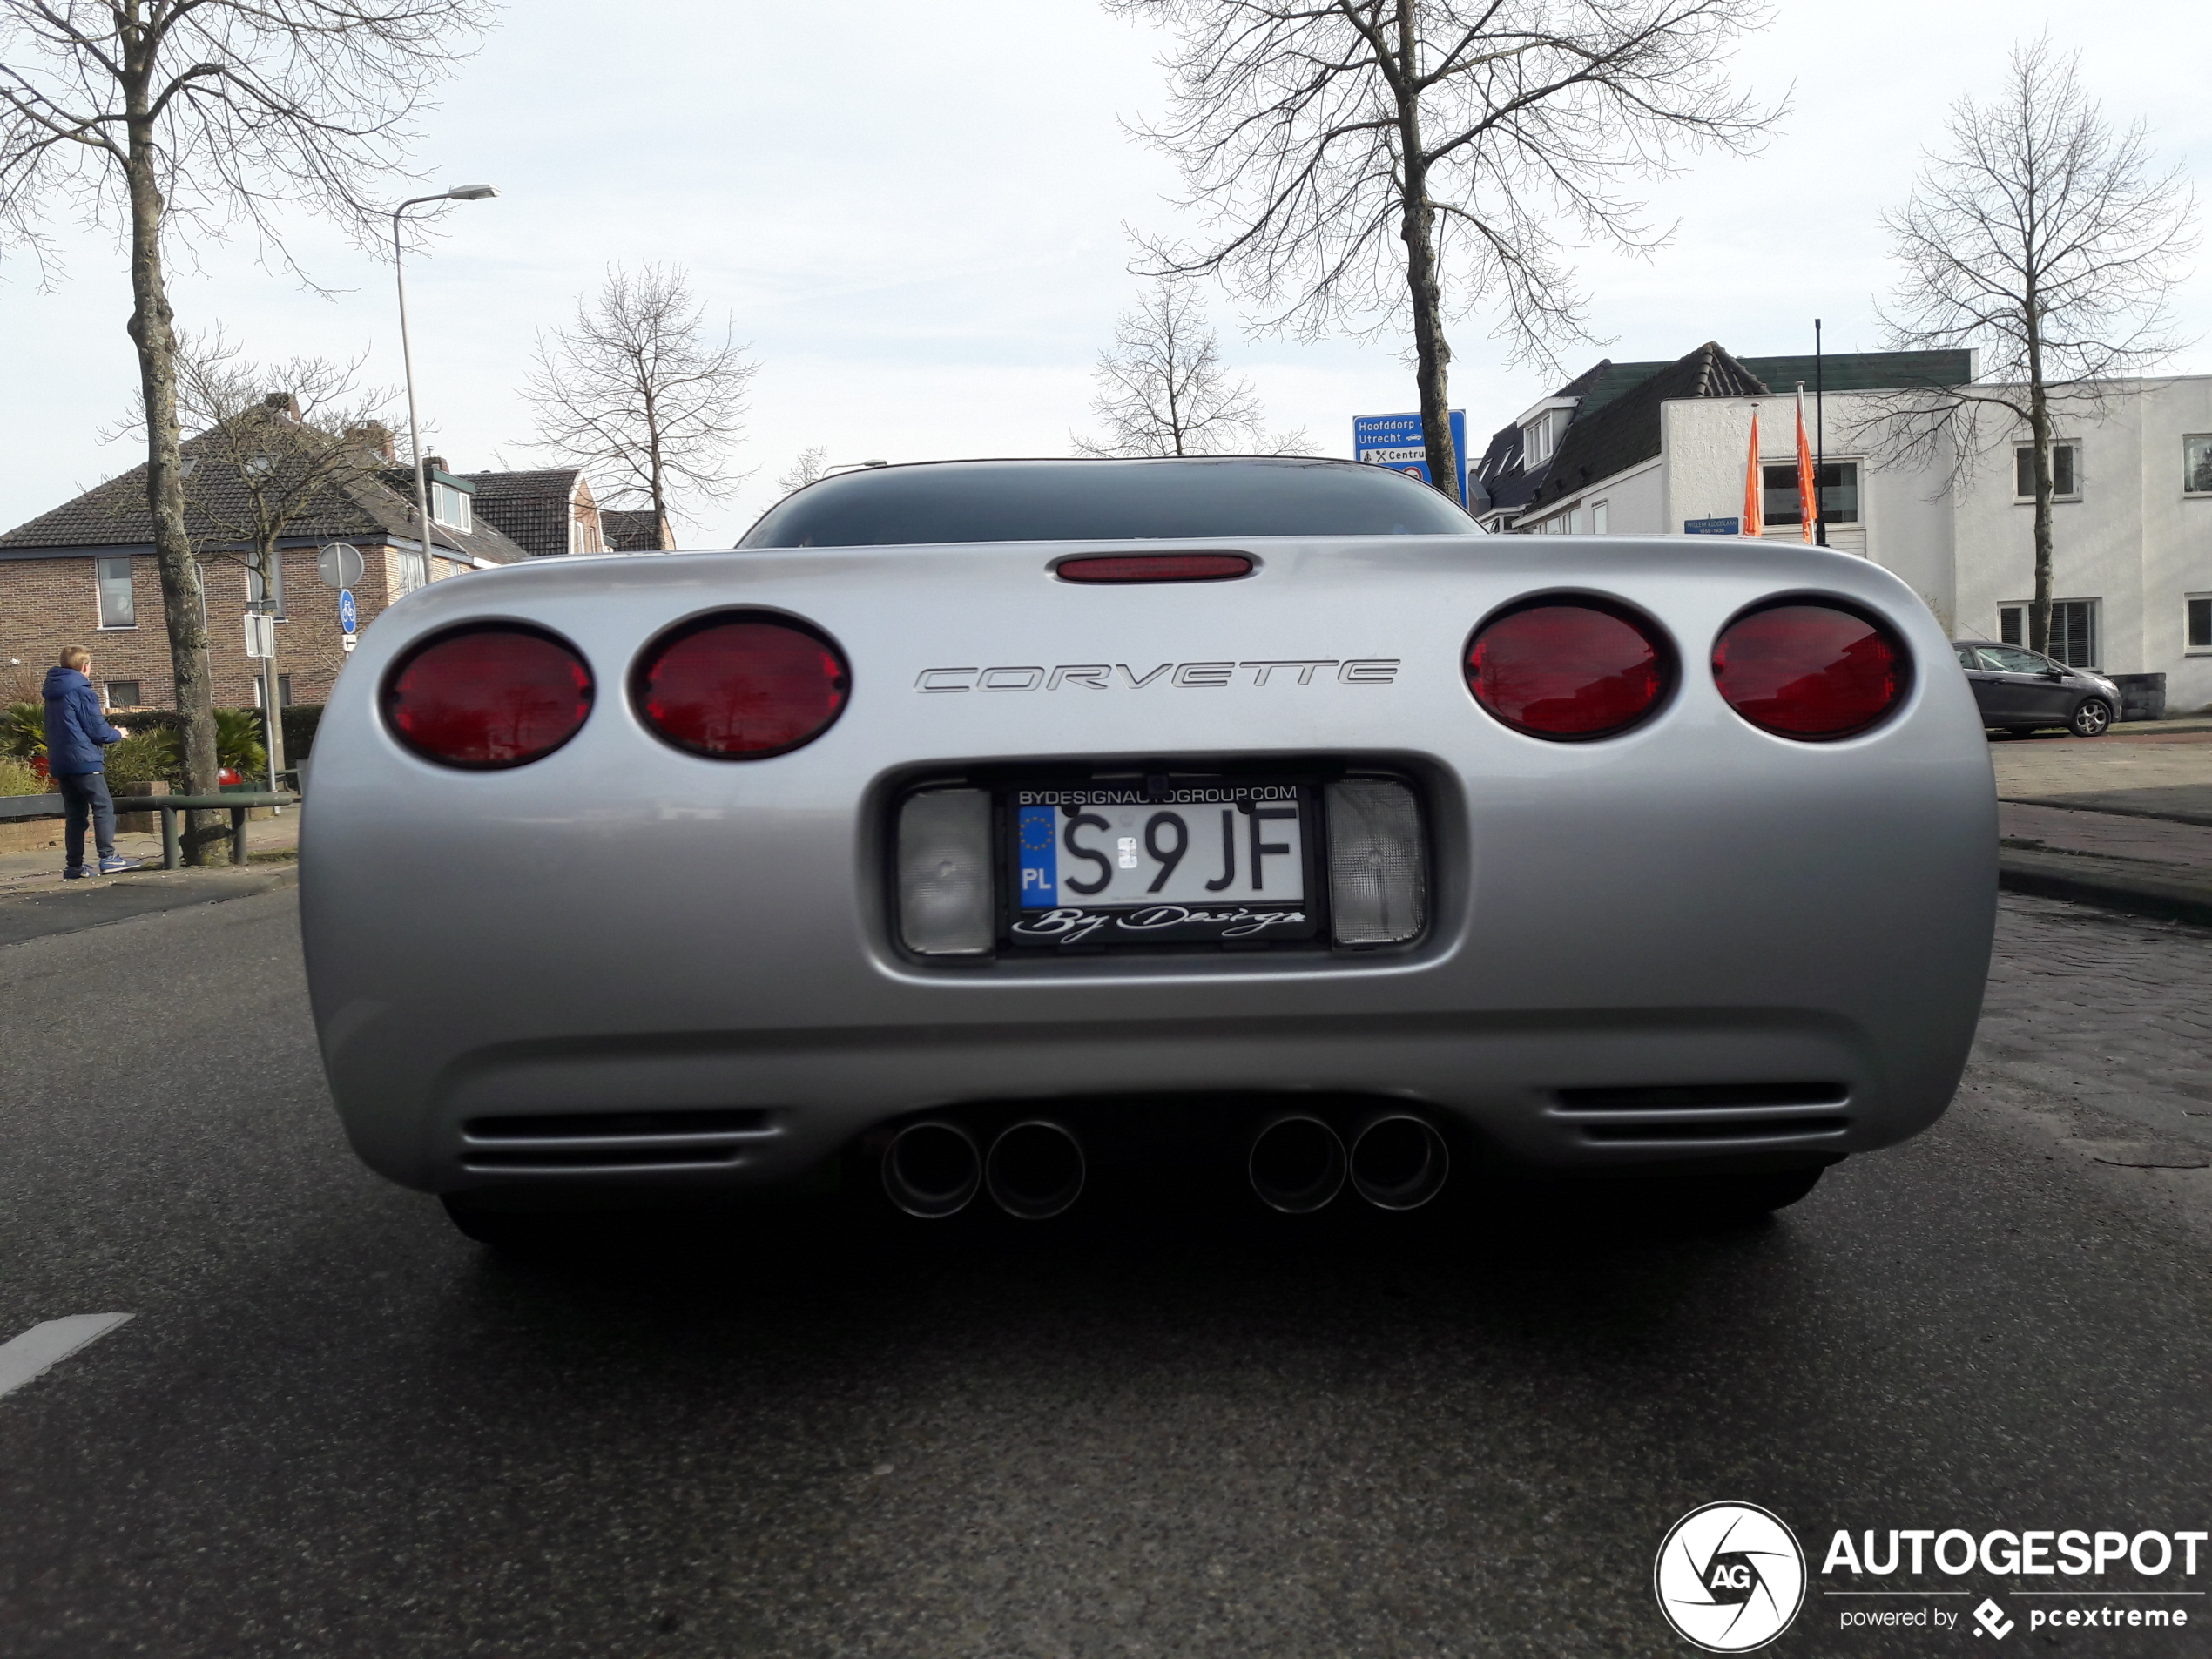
[298,457,1997,1242]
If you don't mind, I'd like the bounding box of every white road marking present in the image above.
[0,1313,134,1400]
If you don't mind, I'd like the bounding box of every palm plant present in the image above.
[2,700,44,762]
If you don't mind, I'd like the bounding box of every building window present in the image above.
[1591,500,1609,535]
[2014,442,2079,500]
[105,680,141,708]
[2186,435,2212,496]
[1522,412,1560,467]
[1761,462,1859,526]
[95,556,136,628]
[245,554,287,618]
[248,675,295,709]
[2187,596,2212,652]
[1999,600,2100,667]
[431,481,473,531]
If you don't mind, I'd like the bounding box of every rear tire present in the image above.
[2070,698,2113,738]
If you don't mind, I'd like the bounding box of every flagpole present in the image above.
[1814,318,1828,547]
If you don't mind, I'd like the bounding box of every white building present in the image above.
[1470,345,2212,713]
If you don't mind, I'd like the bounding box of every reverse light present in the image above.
[896,788,995,957]
[1325,779,1426,945]
[1465,599,1672,739]
[634,611,849,759]
[383,624,593,768]
[1713,602,1908,740]
[1055,553,1252,583]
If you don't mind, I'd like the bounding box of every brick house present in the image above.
[601,508,674,551]
[462,469,610,557]
[0,436,610,712]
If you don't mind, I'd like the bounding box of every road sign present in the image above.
[244,613,276,659]
[1352,410,1469,507]
[341,634,358,654]
[318,542,366,589]
[338,589,358,634]
[1683,516,1741,536]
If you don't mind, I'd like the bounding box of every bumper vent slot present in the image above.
[1577,1116,1850,1144]
[1550,1082,1851,1148]
[459,1108,778,1173]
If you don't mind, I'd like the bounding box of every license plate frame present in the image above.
[1000,776,1325,950]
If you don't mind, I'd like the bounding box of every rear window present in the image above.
[737,457,1481,548]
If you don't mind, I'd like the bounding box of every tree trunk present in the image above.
[124,71,222,862]
[2025,301,2054,658]
[1391,8,1456,505]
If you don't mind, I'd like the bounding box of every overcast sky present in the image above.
[3,0,2207,548]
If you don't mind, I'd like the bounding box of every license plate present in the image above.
[1007,779,1318,947]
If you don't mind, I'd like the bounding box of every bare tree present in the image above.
[1109,0,1777,496]
[777,445,832,494]
[1862,37,2197,655]
[0,0,489,858]
[523,262,759,531]
[158,335,392,787]
[1073,273,1311,456]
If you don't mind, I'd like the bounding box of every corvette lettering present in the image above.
[915,659,1399,691]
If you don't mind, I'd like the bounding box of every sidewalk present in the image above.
[0,806,302,944]
[1993,720,2212,925]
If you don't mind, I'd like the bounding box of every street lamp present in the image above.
[392,185,498,590]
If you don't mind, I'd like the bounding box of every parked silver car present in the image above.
[1953,639,2121,737]
[299,458,1997,1243]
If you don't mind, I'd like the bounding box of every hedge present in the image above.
[115,704,324,758]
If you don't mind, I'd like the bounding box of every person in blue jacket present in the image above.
[42,645,140,879]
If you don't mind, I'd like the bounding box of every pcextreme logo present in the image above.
[1655,1502,1809,1652]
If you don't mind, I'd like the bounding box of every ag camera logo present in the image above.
[1656,1501,1808,1651]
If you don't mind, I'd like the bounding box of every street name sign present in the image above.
[1352,410,1469,507]
[1683,517,1741,536]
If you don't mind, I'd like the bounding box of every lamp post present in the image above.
[392,185,497,590]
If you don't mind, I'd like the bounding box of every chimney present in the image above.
[262,391,301,419]
[344,421,397,462]
[425,455,448,475]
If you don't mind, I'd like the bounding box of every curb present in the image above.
[1999,849,2212,929]
[0,864,300,948]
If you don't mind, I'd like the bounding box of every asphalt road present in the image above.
[3,888,2210,1657]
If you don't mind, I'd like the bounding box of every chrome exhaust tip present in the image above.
[1247,1115,1347,1214]
[881,1120,981,1218]
[984,1119,1086,1220]
[1349,1113,1450,1211]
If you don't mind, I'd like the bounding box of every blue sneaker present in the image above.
[63,864,90,880]
[98,856,142,875]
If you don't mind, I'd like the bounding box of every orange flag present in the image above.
[1743,411,1763,536]
[1795,390,1819,543]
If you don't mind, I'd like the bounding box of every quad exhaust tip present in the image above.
[1249,1111,1451,1213]
[1348,1113,1450,1211]
[985,1119,1087,1220]
[881,1120,981,1219]
[1248,1115,1348,1214]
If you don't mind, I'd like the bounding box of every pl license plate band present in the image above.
[1008,780,1318,948]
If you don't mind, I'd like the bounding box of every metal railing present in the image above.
[0,791,297,869]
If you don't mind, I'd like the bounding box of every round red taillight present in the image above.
[634,612,849,759]
[383,624,594,769]
[1713,602,1909,739]
[1465,599,1673,739]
